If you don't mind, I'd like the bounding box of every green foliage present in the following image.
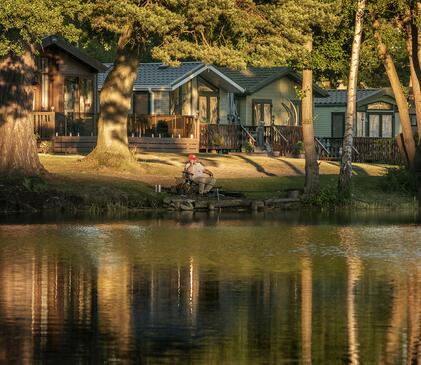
[381,167,417,195]
[301,183,340,207]
[243,141,254,153]
[39,141,52,154]
[0,0,83,56]
[211,133,225,146]
[292,141,305,155]
[22,176,48,193]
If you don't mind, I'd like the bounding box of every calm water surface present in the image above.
[0,212,420,364]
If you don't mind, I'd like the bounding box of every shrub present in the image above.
[292,141,304,155]
[39,141,52,154]
[301,184,339,207]
[22,177,48,193]
[243,140,253,153]
[211,133,225,146]
[381,167,417,195]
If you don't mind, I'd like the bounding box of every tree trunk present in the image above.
[374,21,416,167]
[406,23,421,142]
[0,46,44,176]
[338,0,366,199]
[86,28,140,168]
[302,38,319,196]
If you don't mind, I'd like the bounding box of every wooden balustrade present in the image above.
[128,114,197,138]
[32,112,56,139]
[316,137,403,164]
[199,124,242,151]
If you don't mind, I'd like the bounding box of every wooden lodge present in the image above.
[30,42,405,164]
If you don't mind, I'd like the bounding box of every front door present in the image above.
[332,112,345,138]
[253,100,272,126]
[198,78,219,124]
[199,95,218,124]
[64,76,79,115]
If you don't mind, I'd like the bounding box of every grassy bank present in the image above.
[0,153,416,214]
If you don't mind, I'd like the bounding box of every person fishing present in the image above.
[184,154,216,195]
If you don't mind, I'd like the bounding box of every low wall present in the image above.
[49,136,199,154]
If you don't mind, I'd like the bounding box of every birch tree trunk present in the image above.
[374,21,416,167]
[338,0,366,199]
[302,38,319,196]
[86,27,140,168]
[0,46,44,176]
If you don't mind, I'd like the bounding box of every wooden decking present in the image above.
[51,136,199,154]
[32,112,405,164]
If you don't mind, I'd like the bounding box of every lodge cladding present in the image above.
[30,36,408,163]
[32,35,107,139]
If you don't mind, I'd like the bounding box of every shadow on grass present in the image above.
[236,155,276,177]
[276,158,304,175]
[323,160,371,176]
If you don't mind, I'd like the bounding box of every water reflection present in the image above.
[0,221,420,363]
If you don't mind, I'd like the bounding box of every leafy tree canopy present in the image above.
[0,0,82,55]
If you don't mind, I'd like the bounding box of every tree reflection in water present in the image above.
[0,221,419,363]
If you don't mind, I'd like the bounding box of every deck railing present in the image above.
[199,123,242,151]
[316,137,403,164]
[128,114,197,138]
[32,112,197,139]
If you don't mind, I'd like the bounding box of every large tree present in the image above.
[367,0,417,166]
[255,0,339,195]
[0,0,81,175]
[338,0,366,199]
[86,0,266,167]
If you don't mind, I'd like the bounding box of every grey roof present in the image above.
[315,88,395,106]
[98,62,205,90]
[42,35,107,72]
[217,66,328,97]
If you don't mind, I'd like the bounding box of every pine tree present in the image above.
[0,0,82,175]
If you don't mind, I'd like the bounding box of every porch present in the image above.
[32,112,405,165]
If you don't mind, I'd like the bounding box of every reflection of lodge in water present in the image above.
[0,230,421,364]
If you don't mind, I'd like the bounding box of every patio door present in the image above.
[198,95,218,124]
[368,113,393,137]
[64,76,79,115]
[253,100,272,126]
[198,78,219,124]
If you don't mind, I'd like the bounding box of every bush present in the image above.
[292,141,304,155]
[301,184,339,207]
[243,140,253,153]
[211,133,225,146]
[39,141,52,154]
[381,167,417,195]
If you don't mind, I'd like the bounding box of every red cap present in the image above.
[188,154,197,161]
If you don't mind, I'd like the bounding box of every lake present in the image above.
[0,211,420,364]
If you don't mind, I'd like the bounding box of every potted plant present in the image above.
[242,140,254,154]
[291,141,305,158]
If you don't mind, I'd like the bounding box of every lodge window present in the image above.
[331,112,345,138]
[64,76,94,114]
[367,113,393,137]
[170,88,182,115]
[134,92,149,115]
[253,99,272,126]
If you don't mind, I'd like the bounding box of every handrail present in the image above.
[314,137,330,156]
[352,145,360,155]
[239,123,257,144]
[271,125,288,143]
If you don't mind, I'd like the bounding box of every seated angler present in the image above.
[184,154,216,195]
